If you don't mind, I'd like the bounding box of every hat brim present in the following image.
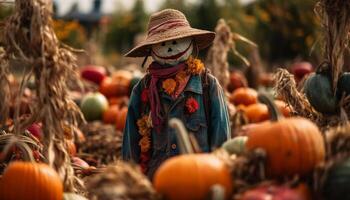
[124,28,215,57]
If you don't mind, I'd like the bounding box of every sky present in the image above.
[54,0,256,16]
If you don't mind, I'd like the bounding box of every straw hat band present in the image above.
[148,19,190,37]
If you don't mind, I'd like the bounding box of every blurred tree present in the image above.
[52,20,88,48]
[103,0,148,54]
[246,0,321,64]
[0,4,13,21]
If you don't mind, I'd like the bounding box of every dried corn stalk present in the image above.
[86,162,158,200]
[206,19,257,89]
[0,0,84,192]
[206,19,233,89]
[315,0,350,92]
[0,49,10,126]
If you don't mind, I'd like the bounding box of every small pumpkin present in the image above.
[80,92,109,121]
[115,106,128,131]
[245,94,325,177]
[304,66,338,114]
[227,70,248,92]
[274,100,291,117]
[240,183,311,200]
[80,65,107,85]
[111,70,133,97]
[103,105,120,124]
[290,61,313,82]
[230,87,258,106]
[108,96,129,107]
[244,103,269,123]
[0,161,63,200]
[324,157,350,200]
[153,119,233,200]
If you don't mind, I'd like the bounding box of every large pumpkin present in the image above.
[304,71,338,114]
[230,87,258,106]
[324,157,350,200]
[240,183,311,200]
[245,94,325,177]
[0,161,63,200]
[153,119,233,200]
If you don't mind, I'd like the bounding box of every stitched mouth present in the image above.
[152,41,193,60]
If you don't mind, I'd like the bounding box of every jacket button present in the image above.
[171,144,177,150]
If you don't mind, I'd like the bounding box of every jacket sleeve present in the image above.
[122,81,142,162]
[208,75,230,150]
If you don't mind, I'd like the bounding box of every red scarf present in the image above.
[148,62,186,132]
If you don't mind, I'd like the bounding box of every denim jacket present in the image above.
[122,73,230,179]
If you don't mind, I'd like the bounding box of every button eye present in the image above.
[172,41,177,45]
[161,42,166,46]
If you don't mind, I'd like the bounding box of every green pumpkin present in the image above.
[324,158,350,200]
[304,72,338,114]
[221,136,248,155]
[337,72,350,98]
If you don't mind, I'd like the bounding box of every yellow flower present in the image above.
[186,56,204,75]
[139,136,151,153]
[137,115,152,137]
[162,78,177,95]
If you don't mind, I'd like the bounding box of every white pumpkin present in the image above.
[151,37,193,66]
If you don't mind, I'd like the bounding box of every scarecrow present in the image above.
[122,9,230,178]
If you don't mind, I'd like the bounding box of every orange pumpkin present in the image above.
[0,161,63,200]
[275,100,291,117]
[108,96,129,107]
[115,107,128,131]
[244,103,269,123]
[245,94,325,177]
[153,119,233,200]
[230,87,258,106]
[111,70,132,97]
[103,105,120,124]
[99,77,119,98]
[154,154,232,200]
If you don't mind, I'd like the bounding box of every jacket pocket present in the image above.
[185,118,209,151]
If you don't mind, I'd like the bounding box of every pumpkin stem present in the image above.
[258,93,283,121]
[169,118,194,154]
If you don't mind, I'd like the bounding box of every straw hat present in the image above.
[125,9,216,57]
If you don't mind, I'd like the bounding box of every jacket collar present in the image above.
[184,75,203,94]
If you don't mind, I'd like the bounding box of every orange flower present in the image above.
[186,56,204,75]
[162,78,177,95]
[139,136,151,153]
[137,115,152,137]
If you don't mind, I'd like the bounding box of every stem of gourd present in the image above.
[258,93,283,122]
[169,118,194,154]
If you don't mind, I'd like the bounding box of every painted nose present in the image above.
[168,48,173,52]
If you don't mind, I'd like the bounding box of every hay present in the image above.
[274,68,344,129]
[315,0,350,92]
[0,0,84,192]
[0,49,10,126]
[79,122,123,166]
[86,162,158,200]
